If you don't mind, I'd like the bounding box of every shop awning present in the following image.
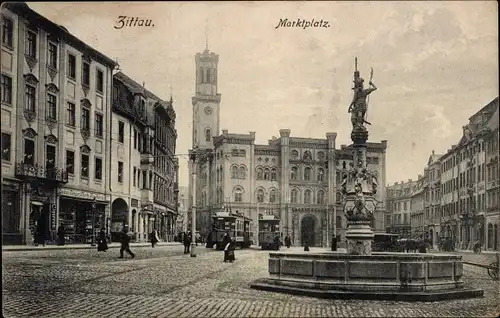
[31,201,44,206]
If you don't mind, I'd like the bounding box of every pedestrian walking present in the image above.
[331,235,337,251]
[97,228,108,252]
[285,235,291,249]
[274,234,281,251]
[183,231,191,254]
[119,226,135,259]
[224,238,236,263]
[150,229,159,248]
[57,223,66,246]
[35,219,46,247]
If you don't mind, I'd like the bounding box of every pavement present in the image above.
[2,245,500,317]
[2,241,183,252]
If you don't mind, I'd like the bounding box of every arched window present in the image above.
[239,166,246,178]
[205,128,211,142]
[269,189,277,203]
[256,168,263,180]
[231,166,238,178]
[198,67,203,84]
[270,168,277,181]
[336,215,342,228]
[303,151,312,160]
[304,189,312,204]
[317,191,325,205]
[304,167,312,181]
[291,166,298,180]
[336,191,342,203]
[317,168,324,182]
[206,67,211,83]
[336,171,341,183]
[256,189,265,203]
[264,168,270,180]
[203,67,207,83]
[291,189,299,203]
[234,187,243,202]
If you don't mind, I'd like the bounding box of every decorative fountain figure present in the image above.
[343,57,379,256]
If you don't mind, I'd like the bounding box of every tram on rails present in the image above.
[210,211,254,250]
[258,214,281,250]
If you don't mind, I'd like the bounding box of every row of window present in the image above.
[132,166,153,190]
[1,16,105,92]
[441,142,485,173]
[290,166,325,182]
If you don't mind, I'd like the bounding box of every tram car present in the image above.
[210,211,254,250]
[258,214,281,250]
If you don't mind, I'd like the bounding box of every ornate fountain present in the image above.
[250,58,484,301]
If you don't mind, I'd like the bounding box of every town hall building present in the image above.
[187,46,388,247]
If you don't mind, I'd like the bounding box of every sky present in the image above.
[27,1,499,188]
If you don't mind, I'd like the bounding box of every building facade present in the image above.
[1,3,117,245]
[386,180,415,238]
[423,151,442,248]
[483,98,499,250]
[1,3,179,245]
[439,97,498,251]
[188,47,387,247]
[409,175,425,239]
[111,72,178,243]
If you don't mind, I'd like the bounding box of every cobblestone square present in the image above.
[2,246,500,317]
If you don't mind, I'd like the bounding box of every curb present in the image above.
[2,243,183,252]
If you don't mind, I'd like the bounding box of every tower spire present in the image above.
[205,18,209,51]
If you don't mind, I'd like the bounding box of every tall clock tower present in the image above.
[192,47,221,149]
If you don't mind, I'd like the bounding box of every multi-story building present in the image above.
[409,174,425,239]
[110,72,178,243]
[423,150,442,248]
[386,180,415,238]
[439,97,498,250]
[188,46,387,247]
[1,3,117,245]
[484,98,499,251]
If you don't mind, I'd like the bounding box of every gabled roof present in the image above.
[114,72,164,102]
[427,150,443,166]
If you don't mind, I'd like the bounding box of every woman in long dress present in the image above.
[97,228,108,252]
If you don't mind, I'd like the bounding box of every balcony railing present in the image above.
[15,162,68,183]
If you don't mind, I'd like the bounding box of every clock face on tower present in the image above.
[204,106,213,115]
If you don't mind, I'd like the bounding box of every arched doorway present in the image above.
[111,198,128,242]
[301,215,317,247]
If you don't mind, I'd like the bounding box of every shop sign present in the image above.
[59,188,107,202]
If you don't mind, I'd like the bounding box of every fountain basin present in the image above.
[250,251,484,301]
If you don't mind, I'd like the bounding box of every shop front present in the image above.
[58,188,109,244]
[2,183,22,245]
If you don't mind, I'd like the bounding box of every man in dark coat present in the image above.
[57,223,66,246]
[284,235,291,248]
[183,231,191,254]
[119,226,135,259]
[331,235,338,251]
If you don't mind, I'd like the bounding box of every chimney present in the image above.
[432,150,435,155]
[222,129,228,135]
[408,179,412,183]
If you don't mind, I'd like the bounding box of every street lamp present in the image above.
[189,150,197,257]
[91,197,97,246]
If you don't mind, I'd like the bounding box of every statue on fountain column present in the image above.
[348,58,377,131]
